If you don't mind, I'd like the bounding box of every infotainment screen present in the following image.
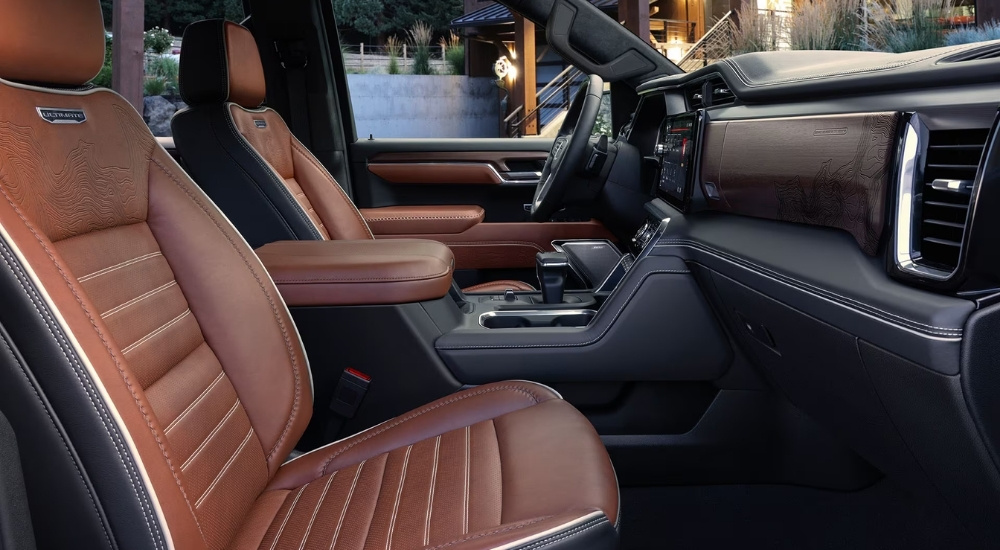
[656,111,702,207]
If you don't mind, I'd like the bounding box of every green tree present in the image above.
[380,0,462,35]
[333,0,384,38]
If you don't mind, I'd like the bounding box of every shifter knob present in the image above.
[536,252,569,304]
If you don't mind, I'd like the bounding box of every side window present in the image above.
[96,1,246,138]
[339,3,585,140]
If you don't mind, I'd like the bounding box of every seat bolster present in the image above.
[268,381,560,491]
[390,510,615,550]
[171,106,325,247]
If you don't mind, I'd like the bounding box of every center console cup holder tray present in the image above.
[479,310,596,329]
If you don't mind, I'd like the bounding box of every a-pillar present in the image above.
[513,15,538,136]
[619,0,651,44]
[112,0,144,110]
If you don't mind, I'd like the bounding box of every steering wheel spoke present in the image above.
[530,74,605,222]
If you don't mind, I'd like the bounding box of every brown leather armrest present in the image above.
[358,205,484,235]
[255,240,455,306]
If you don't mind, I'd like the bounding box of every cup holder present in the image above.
[480,310,596,329]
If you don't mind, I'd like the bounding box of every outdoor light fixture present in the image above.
[494,55,514,79]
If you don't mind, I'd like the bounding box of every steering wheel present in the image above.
[531,74,605,222]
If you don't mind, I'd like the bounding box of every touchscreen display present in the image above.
[657,113,700,204]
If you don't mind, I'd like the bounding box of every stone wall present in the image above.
[347,75,502,139]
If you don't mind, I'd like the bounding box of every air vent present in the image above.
[684,76,735,110]
[708,79,735,106]
[941,42,1000,62]
[915,129,988,271]
[685,84,706,110]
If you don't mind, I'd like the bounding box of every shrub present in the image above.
[790,1,839,50]
[92,64,113,88]
[144,77,167,97]
[407,22,434,75]
[732,3,783,54]
[946,21,1000,46]
[442,31,465,75]
[144,27,172,54]
[385,35,402,75]
[870,0,950,53]
[790,0,866,51]
[91,33,113,87]
[146,56,180,85]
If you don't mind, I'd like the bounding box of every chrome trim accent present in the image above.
[930,178,973,193]
[478,309,597,329]
[893,115,958,281]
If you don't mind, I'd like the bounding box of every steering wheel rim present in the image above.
[530,74,605,222]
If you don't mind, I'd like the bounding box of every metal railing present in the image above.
[676,11,737,72]
[505,66,586,137]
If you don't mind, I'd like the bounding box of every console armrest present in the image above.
[358,205,484,235]
[256,240,455,306]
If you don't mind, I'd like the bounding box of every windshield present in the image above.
[673,0,985,72]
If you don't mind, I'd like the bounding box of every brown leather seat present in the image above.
[0,1,618,548]
[171,20,533,295]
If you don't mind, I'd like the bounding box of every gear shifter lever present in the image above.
[536,252,568,304]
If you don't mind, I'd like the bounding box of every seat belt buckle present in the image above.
[329,368,371,419]
[274,40,309,69]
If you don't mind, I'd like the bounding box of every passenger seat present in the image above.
[171,20,533,294]
[0,1,618,549]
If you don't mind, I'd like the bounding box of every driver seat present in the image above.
[172,20,533,294]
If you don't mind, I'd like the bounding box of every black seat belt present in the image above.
[274,40,312,148]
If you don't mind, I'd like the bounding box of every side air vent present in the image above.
[917,129,988,271]
[685,84,706,110]
[708,79,735,106]
[895,117,989,284]
[940,42,1000,62]
[683,76,736,111]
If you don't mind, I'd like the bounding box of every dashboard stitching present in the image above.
[437,269,691,350]
[654,240,963,337]
[722,43,980,87]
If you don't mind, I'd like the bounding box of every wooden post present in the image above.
[619,0,651,44]
[360,43,365,72]
[979,0,1000,25]
[513,15,537,136]
[112,0,144,109]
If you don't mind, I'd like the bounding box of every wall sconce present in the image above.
[494,55,514,80]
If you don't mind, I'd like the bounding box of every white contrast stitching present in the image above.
[165,369,225,433]
[120,309,192,355]
[181,399,240,470]
[654,240,964,336]
[77,252,162,282]
[386,445,413,550]
[195,428,254,508]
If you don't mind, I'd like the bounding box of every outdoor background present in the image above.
[97,0,1000,140]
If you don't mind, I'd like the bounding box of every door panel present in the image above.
[350,138,553,222]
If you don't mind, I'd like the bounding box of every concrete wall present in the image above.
[347,75,502,139]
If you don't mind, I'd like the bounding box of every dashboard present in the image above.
[608,41,1000,545]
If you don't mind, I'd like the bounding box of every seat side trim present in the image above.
[0,223,173,550]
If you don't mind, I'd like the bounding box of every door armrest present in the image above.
[359,205,484,235]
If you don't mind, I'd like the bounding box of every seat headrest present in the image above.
[180,20,266,108]
[0,0,106,86]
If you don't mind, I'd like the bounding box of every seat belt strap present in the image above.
[274,39,311,147]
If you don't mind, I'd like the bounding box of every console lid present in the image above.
[256,240,455,306]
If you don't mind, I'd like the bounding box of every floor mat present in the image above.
[619,480,976,549]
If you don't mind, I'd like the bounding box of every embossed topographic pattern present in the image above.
[703,112,899,255]
[0,100,152,242]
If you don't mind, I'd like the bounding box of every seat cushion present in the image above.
[229,382,619,550]
[463,280,536,293]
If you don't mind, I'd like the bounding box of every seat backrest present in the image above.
[0,3,311,549]
[172,20,372,248]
